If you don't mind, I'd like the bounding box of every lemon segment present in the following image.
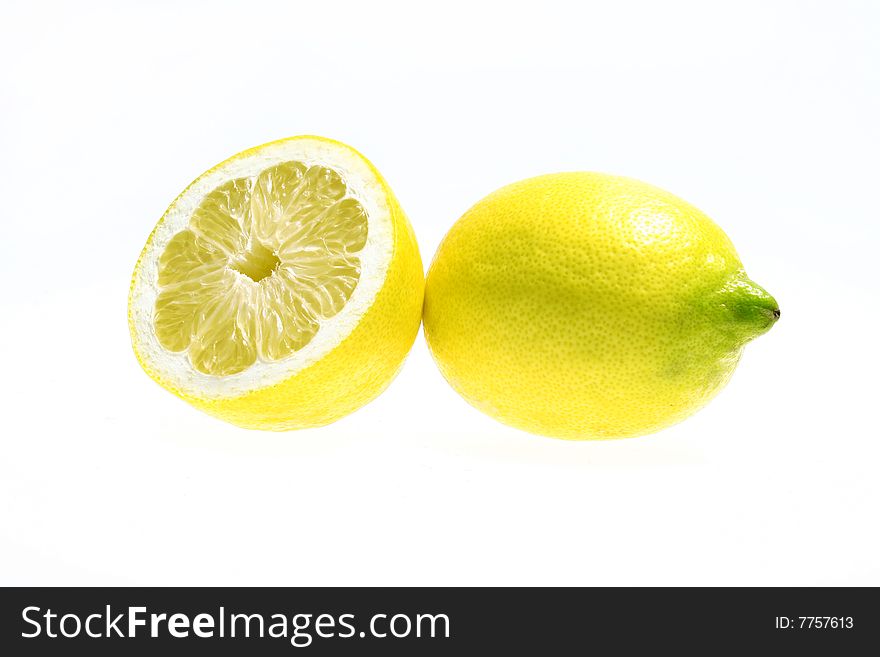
[130,136,423,430]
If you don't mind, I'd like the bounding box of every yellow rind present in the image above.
[424,172,753,440]
[129,136,424,430]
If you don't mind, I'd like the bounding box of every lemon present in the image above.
[424,173,779,440]
[129,136,423,430]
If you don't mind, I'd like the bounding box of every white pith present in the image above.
[130,138,393,399]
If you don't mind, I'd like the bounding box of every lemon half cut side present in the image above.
[129,136,424,430]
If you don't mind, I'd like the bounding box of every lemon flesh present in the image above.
[130,136,423,430]
[424,173,779,440]
[154,163,367,376]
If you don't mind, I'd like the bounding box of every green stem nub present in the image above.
[713,273,780,343]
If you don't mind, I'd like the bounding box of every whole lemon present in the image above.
[423,173,779,439]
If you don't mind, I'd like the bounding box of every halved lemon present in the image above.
[129,136,424,430]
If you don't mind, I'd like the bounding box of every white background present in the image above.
[2,0,878,586]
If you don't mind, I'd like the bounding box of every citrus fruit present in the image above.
[129,136,423,430]
[424,173,779,440]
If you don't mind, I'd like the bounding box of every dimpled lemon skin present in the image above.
[129,137,424,430]
[424,173,779,440]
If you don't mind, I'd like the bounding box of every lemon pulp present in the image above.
[154,161,368,377]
